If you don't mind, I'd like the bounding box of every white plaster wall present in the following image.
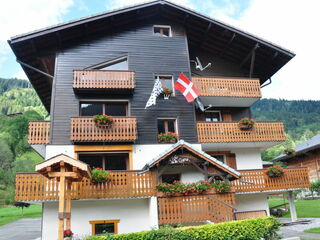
[231,148,263,170]
[235,193,270,215]
[162,165,204,183]
[42,198,154,240]
[45,145,75,160]
[132,144,202,169]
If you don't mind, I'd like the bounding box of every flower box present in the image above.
[239,118,255,130]
[93,114,113,128]
[162,87,173,100]
[266,165,284,178]
[158,132,179,143]
[91,168,111,184]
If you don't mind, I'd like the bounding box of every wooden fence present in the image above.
[234,210,267,220]
[28,121,50,144]
[158,193,235,224]
[197,121,286,143]
[192,77,261,98]
[73,70,135,89]
[15,171,156,201]
[70,117,137,142]
[233,167,310,193]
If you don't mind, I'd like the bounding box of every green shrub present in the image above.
[86,217,281,240]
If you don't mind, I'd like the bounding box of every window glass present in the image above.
[99,59,128,71]
[105,103,127,116]
[167,120,175,132]
[155,76,173,91]
[157,119,176,134]
[212,155,225,164]
[153,26,171,37]
[95,223,115,235]
[157,120,166,134]
[81,103,103,116]
[204,111,221,122]
[105,155,127,170]
[79,155,103,169]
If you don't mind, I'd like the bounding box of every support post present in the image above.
[65,182,72,230]
[58,164,66,240]
[288,191,297,222]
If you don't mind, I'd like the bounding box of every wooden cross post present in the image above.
[58,161,66,240]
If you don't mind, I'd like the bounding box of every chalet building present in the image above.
[9,1,310,239]
[274,135,320,181]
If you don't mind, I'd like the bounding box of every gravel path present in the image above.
[278,218,320,239]
[0,218,41,240]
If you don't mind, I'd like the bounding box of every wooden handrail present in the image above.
[158,193,235,224]
[233,168,310,193]
[73,70,135,89]
[15,171,156,201]
[70,117,137,142]
[28,121,50,144]
[192,76,262,98]
[197,121,286,143]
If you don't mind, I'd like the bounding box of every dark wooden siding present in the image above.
[195,107,251,122]
[51,18,197,145]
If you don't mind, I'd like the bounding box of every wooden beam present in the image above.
[58,166,66,240]
[48,172,79,178]
[249,49,256,78]
[189,158,206,175]
[219,33,236,57]
[200,23,212,48]
[65,182,72,230]
[240,43,259,67]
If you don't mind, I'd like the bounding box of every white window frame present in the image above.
[86,56,128,70]
[212,154,226,164]
[204,110,222,122]
[154,74,175,96]
[153,25,172,37]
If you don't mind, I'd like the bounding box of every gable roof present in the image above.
[36,153,91,179]
[9,0,295,112]
[274,134,320,161]
[142,139,241,178]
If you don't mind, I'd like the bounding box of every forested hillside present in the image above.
[0,78,46,204]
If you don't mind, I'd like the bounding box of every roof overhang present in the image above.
[8,0,295,112]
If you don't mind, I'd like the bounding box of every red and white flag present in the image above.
[174,73,200,102]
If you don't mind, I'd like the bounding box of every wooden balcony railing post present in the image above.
[28,121,50,145]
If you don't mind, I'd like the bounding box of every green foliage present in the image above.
[157,132,179,143]
[304,227,320,234]
[0,78,31,95]
[310,178,320,196]
[86,217,281,240]
[212,181,232,193]
[0,205,42,226]
[266,166,285,178]
[156,181,213,196]
[91,168,111,184]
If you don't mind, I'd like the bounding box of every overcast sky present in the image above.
[0,0,319,100]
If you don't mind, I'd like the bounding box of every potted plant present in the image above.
[283,148,296,156]
[156,181,213,196]
[157,132,179,143]
[212,181,232,194]
[93,114,113,128]
[266,165,284,178]
[91,168,111,184]
[239,118,255,130]
[162,88,173,100]
[64,229,73,239]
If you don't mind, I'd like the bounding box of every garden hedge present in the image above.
[86,217,281,240]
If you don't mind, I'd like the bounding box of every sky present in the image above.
[0,0,319,100]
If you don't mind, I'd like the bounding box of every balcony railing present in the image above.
[158,193,235,225]
[232,167,310,193]
[73,70,135,90]
[197,121,286,143]
[192,77,262,98]
[70,117,137,142]
[28,121,50,144]
[15,171,156,202]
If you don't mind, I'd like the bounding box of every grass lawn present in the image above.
[0,204,42,226]
[268,199,320,218]
[304,227,320,233]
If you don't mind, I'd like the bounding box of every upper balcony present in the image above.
[28,121,50,145]
[73,70,135,93]
[70,117,137,142]
[197,121,286,149]
[192,77,262,107]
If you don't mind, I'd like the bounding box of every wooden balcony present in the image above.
[15,171,156,202]
[158,193,235,224]
[232,167,310,193]
[28,121,50,145]
[192,77,261,107]
[73,70,135,92]
[197,121,286,147]
[70,117,137,142]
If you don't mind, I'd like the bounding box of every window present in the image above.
[162,174,180,184]
[153,25,172,37]
[79,153,129,170]
[89,220,120,235]
[92,57,128,71]
[155,75,174,94]
[211,154,226,164]
[204,111,221,122]
[158,119,177,134]
[80,102,128,116]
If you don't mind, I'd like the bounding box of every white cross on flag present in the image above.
[174,73,200,102]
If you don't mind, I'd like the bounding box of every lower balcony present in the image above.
[15,171,156,202]
[197,121,286,149]
[232,167,310,193]
[70,117,137,142]
[158,193,235,225]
